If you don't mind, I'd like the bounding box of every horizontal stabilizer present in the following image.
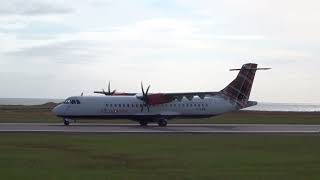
[230,68,271,71]
[244,101,258,108]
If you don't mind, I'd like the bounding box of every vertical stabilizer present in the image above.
[221,63,269,108]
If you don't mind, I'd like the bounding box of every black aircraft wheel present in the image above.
[63,119,70,126]
[158,119,167,127]
[139,121,148,126]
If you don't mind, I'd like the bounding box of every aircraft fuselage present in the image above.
[53,94,238,121]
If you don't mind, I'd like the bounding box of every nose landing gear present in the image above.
[158,119,168,127]
[138,118,168,127]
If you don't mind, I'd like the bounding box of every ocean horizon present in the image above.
[0,98,319,112]
[0,98,64,106]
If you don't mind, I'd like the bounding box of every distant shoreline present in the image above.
[0,103,319,124]
[0,98,320,112]
[0,103,319,113]
[0,98,64,106]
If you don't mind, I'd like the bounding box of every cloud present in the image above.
[0,0,318,103]
[176,0,320,41]
[0,0,72,16]
[85,0,114,6]
[6,40,107,64]
[3,17,311,66]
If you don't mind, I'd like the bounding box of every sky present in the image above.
[0,0,319,103]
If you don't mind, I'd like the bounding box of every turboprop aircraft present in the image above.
[52,63,270,126]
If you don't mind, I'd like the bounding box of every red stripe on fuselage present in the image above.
[147,94,175,105]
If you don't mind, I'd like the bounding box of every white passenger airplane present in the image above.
[52,63,270,126]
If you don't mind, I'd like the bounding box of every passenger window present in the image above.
[115,104,117,107]
[127,104,130,107]
[106,104,108,107]
[110,104,113,107]
[119,104,122,107]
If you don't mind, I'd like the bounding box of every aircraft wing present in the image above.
[140,91,220,105]
[163,92,220,101]
[94,91,137,96]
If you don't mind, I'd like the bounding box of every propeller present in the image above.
[101,81,116,96]
[138,82,151,112]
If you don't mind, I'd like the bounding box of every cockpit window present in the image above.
[64,99,81,104]
[64,99,71,104]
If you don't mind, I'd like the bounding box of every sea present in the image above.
[0,98,64,106]
[0,98,319,112]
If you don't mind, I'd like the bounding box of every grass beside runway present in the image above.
[0,133,320,180]
[0,103,320,124]
[0,104,58,123]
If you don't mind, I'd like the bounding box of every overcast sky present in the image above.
[0,0,319,103]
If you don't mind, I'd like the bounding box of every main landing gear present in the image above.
[139,119,168,127]
[158,119,167,127]
[63,118,71,126]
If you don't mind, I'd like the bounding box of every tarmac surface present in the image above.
[0,123,320,134]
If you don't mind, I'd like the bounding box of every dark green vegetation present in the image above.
[0,133,320,180]
[0,103,320,124]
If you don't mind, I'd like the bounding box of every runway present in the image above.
[0,123,320,134]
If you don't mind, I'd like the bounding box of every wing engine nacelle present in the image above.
[136,93,174,105]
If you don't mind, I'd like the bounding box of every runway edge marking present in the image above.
[0,130,319,134]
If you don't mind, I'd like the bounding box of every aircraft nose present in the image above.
[52,104,64,116]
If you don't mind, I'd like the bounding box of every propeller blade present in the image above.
[146,85,150,95]
[141,82,145,96]
[108,81,111,93]
[139,82,151,112]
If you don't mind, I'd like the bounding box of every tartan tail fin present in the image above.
[221,63,270,107]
